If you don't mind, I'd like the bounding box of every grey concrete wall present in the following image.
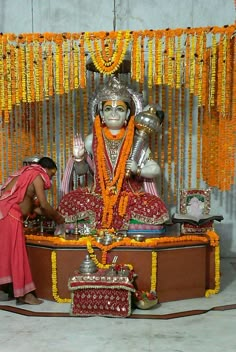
[0,0,235,33]
[0,0,235,256]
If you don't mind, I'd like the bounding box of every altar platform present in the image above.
[25,228,220,303]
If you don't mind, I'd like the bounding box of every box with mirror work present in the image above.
[68,255,135,318]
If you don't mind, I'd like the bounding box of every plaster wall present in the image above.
[0,0,235,33]
[0,0,235,257]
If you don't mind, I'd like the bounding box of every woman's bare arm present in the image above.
[33,175,64,224]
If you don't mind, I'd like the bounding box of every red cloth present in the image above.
[0,164,51,297]
[71,288,132,317]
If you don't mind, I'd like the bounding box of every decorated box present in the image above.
[68,268,135,318]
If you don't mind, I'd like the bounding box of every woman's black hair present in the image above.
[38,157,57,170]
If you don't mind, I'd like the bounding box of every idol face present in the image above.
[101,100,130,130]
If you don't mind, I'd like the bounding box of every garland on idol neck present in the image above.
[103,126,126,140]
[94,115,135,228]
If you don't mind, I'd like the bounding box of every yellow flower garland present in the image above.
[84,30,131,74]
[86,239,110,270]
[86,239,133,271]
[51,251,71,303]
[151,251,157,292]
[205,243,220,297]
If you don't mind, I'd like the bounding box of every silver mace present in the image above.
[125,105,163,178]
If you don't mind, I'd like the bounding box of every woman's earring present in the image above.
[124,120,127,126]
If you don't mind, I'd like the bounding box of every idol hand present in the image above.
[73,133,85,161]
[125,159,138,177]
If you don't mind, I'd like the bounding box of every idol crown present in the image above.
[96,76,131,105]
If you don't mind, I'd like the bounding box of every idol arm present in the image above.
[126,148,161,179]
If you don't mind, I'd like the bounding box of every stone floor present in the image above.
[0,257,236,352]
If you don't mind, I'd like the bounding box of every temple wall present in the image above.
[0,0,235,257]
[0,0,235,33]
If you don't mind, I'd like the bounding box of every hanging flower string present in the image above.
[205,230,220,297]
[0,26,234,114]
[151,251,157,292]
[51,251,71,303]
[85,30,131,74]
[0,26,236,192]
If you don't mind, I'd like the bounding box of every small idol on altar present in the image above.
[58,76,169,232]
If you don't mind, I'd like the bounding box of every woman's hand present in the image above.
[73,133,85,161]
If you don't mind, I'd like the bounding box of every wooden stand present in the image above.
[26,236,216,303]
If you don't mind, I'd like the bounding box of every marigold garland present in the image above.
[26,232,214,247]
[94,114,135,228]
[151,251,157,292]
[84,30,131,74]
[205,231,220,297]
[103,126,126,140]
[86,239,110,270]
[51,251,71,303]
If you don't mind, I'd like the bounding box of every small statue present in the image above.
[58,77,169,231]
[187,196,204,217]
